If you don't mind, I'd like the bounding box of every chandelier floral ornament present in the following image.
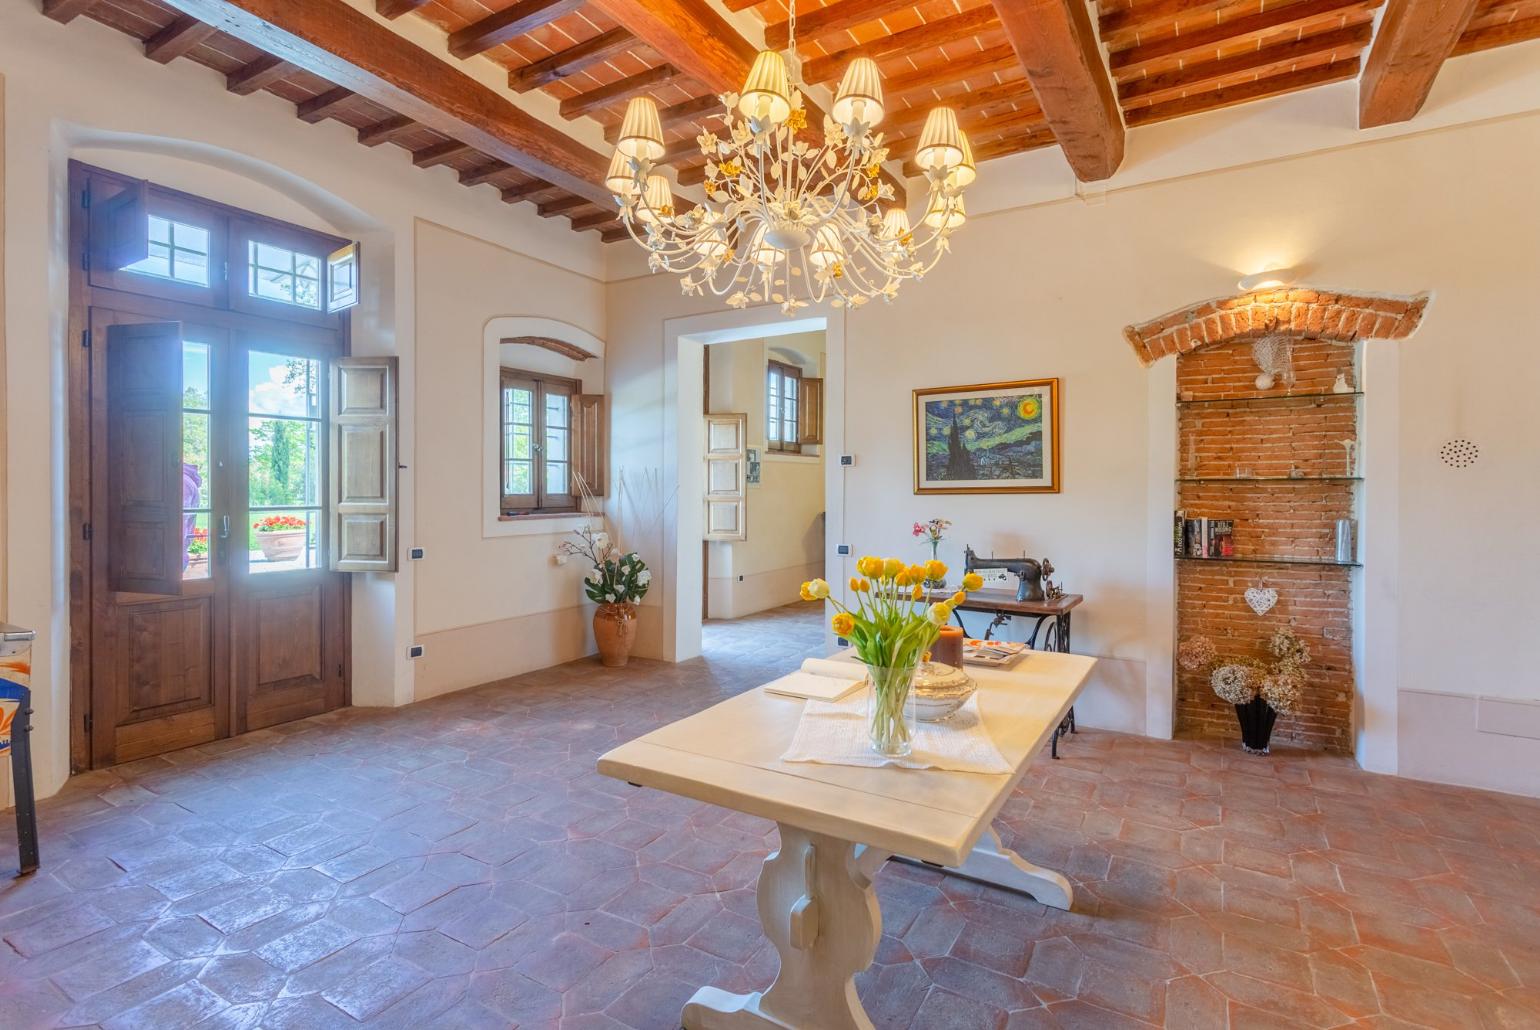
[603,3,974,314]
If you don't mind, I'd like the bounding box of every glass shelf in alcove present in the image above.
[1174,555,1362,568]
[1176,390,1363,407]
[1176,476,1363,483]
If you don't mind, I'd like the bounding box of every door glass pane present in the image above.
[127,215,211,287]
[183,341,212,581]
[247,350,324,573]
[501,383,535,501]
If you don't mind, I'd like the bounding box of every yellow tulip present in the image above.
[911,584,925,601]
[882,557,904,580]
[950,591,967,607]
[831,612,855,636]
[849,576,870,593]
[962,572,984,592]
[927,602,952,626]
[807,578,831,600]
[907,564,928,585]
[799,582,816,602]
[857,556,884,578]
[925,559,948,581]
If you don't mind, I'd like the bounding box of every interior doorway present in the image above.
[69,162,354,769]
[700,331,827,653]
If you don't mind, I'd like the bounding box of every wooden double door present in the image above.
[84,302,347,767]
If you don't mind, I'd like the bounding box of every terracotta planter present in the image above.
[1234,697,1279,754]
[594,603,638,667]
[256,529,306,563]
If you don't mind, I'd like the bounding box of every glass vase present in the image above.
[865,662,919,758]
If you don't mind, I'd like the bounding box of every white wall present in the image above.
[608,68,1540,796]
[0,5,608,797]
[706,332,826,620]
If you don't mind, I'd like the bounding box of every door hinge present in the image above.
[82,522,92,541]
[81,329,91,349]
[337,663,344,678]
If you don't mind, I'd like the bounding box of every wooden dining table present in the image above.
[598,649,1096,1030]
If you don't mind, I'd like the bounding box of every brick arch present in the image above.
[1123,288,1430,366]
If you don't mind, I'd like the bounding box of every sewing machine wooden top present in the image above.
[954,590,1083,617]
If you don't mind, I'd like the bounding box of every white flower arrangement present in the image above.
[557,524,651,606]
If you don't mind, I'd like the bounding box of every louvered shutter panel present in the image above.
[572,394,607,498]
[330,356,397,572]
[106,321,185,595]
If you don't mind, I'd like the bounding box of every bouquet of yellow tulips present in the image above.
[801,556,984,756]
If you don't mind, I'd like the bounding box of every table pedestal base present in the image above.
[682,825,890,1030]
[894,827,1073,910]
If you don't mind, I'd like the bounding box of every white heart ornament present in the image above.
[1244,587,1278,616]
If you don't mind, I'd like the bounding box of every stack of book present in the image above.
[1175,511,1235,558]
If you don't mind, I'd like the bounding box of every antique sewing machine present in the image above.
[963,546,1056,603]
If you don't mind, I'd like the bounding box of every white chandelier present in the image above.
[604,2,974,314]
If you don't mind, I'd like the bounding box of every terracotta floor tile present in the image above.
[5,604,1540,1028]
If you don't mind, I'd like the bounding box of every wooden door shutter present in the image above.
[799,376,824,444]
[704,413,748,541]
[327,242,360,313]
[90,177,150,272]
[572,394,607,498]
[106,321,185,595]
[330,356,398,572]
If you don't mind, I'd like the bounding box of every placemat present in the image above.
[781,694,1010,773]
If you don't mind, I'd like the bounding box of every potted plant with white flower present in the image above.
[557,525,651,667]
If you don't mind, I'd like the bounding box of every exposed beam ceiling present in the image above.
[377,0,431,17]
[1359,0,1480,127]
[448,0,587,60]
[560,65,680,120]
[226,55,295,95]
[801,7,998,85]
[159,0,613,205]
[42,0,98,23]
[1125,58,1362,127]
[509,28,636,92]
[764,0,915,51]
[1119,23,1372,108]
[144,15,217,63]
[357,115,416,147]
[1108,0,1375,77]
[297,86,355,123]
[989,0,1124,181]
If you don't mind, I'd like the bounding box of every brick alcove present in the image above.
[1127,287,1428,752]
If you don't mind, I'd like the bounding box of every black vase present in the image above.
[1234,698,1278,754]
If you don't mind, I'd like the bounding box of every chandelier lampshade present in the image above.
[605,0,974,314]
[739,51,793,125]
[832,57,885,129]
[950,131,977,189]
[916,107,965,172]
[617,96,666,161]
[635,174,674,224]
[924,193,965,230]
[605,151,638,197]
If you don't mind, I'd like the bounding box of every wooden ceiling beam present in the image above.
[601,227,630,243]
[357,114,415,146]
[571,210,621,230]
[900,126,1056,175]
[144,15,217,63]
[227,54,295,95]
[412,140,477,168]
[1125,58,1360,127]
[889,105,1047,147]
[377,0,431,18]
[764,0,916,51]
[882,81,1039,137]
[297,85,355,123]
[559,65,679,120]
[537,195,594,217]
[459,161,514,186]
[1120,23,1372,108]
[42,0,98,23]
[591,0,904,203]
[1452,14,1540,56]
[801,7,999,85]
[158,0,614,205]
[509,28,635,92]
[603,94,719,142]
[1109,0,1377,77]
[1098,0,1232,49]
[501,179,554,202]
[989,0,1124,181]
[881,44,1020,98]
[448,0,586,60]
[1358,0,1479,128]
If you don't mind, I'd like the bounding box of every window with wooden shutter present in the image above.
[498,368,584,514]
[799,376,823,445]
[766,360,802,454]
[90,177,150,273]
[106,321,186,595]
[327,243,361,313]
[330,356,398,572]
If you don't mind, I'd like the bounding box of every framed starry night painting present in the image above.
[913,378,1061,494]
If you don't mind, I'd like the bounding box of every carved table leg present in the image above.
[682,828,890,1030]
[894,827,1073,911]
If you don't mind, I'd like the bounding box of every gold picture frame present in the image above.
[913,378,1061,494]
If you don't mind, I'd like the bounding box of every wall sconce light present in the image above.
[1237,265,1300,291]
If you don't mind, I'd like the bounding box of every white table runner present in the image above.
[781,694,1011,773]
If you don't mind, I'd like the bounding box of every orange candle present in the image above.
[932,625,965,668]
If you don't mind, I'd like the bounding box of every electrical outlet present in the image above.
[407,645,424,659]
[836,544,851,556]
[409,547,425,560]
[839,454,855,467]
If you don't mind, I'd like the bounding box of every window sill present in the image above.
[498,511,583,522]
[487,511,600,539]
[763,451,822,463]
